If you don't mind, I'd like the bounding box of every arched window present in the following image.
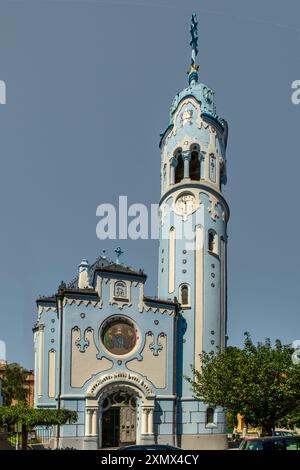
[208,230,218,255]
[175,154,184,183]
[189,151,200,180]
[180,284,190,307]
[220,159,226,187]
[206,407,215,425]
[163,163,167,188]
[114,281,127,299]
[200,153,205,179]
[209,154,216,182]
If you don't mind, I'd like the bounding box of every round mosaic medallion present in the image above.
[102,319,137,356]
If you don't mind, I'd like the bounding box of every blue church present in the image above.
[33,14,229,450]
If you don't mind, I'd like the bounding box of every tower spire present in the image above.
[188,12,199,86]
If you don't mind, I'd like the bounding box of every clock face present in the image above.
[175,194,196,217]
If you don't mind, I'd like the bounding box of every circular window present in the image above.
[101,318,137,356]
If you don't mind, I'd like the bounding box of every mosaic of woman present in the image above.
[103,321,136,355]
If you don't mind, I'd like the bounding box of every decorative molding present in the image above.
[110,301,133,310]
[64,298,103,308]
[86,371,154,398]
[138,282,144,312]
[38,305,57,318]
[172,98,206,136]
[148,332,166,356]
[48,349,56,398]
[162,96,215,152]
[173,192,200,221]
[127,333,167,389]
[168,227,175,294]
[140,304,175,316]
[208,202,219,221]
[180,108,193,126]
[160,196,173,226]
[109,279,132,309]
[159,183,229,223]
[96,274,102,298]
[71,327,113,388]
[195,225,204,373]
[38,328,44,397]
[73,326,93,353]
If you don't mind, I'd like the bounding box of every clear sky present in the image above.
[0,0,299,369]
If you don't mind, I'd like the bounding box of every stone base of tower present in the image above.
[49,437,86,450]
[156,434,177,446]
[179,434,228,450]
[140,434,156,446]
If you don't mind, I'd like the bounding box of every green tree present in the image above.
[1,363,29,405]
[186,333,300,436]
[226,410,237,433]
[0,404,77,450]
[277,405,300,430]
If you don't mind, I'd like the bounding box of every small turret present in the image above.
[78,259,90,289]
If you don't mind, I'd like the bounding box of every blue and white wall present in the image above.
[34,264,178,449]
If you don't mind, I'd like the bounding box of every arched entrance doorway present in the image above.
[101,391,137,448]
[85,373,155,449]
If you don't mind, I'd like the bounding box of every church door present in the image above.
[102,408,120,448]
[101,392,137,448]
[119,405,136,445]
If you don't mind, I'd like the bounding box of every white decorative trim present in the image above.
[38,305,57,317]
[220,238,226,350]
[173,192,200,221]
[208,228,219,256]
[141,406,155,435]
[48,349,56,398]
[168,227,175,294]
[138,283,144,312]
[138,303,175,316]
[86,371,154,398]
[110,301,133,310]
[208,195,222,222]
[64,298,103,309]
[109,279,132,309]
[171,98,206,136]
[38,329,44,397]
[127,332,167,389]
[195,225,204,373]
[96,274,102,298]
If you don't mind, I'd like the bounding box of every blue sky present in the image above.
[0,0,300,369]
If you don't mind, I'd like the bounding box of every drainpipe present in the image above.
[56,281,65,449]
[173,298,179,448]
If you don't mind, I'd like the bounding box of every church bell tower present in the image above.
[158,13,229,448]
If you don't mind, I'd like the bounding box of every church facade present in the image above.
[33,14,229,450]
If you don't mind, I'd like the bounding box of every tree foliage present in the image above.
[0,404,77,428]
[186,333,300,435]
[1,363,29,405]
[0,404,77,449]
[277,406,300,430]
